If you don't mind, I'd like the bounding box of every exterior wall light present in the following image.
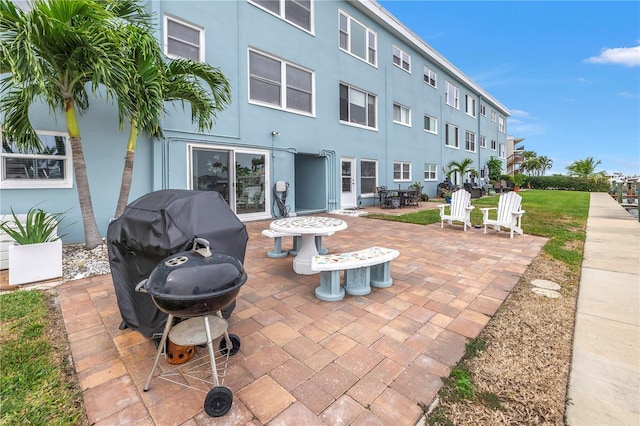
[271,131,280,136]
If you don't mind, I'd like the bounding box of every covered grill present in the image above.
[107,189,248,338]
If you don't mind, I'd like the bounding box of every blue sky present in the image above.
[379,0,640,176]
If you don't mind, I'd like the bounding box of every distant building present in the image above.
[506,136,525,175]
[1,0,510,242]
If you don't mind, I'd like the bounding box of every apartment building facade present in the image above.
[0,0,509,243]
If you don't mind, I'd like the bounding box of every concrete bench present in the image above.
[261,229,300,258]
[310,247,400,301]
[262,230,334,258]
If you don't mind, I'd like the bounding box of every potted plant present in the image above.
[513,173,526,192]
[0,207,67,285]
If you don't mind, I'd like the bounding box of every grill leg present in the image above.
[144,314,174,391]
[204,315,221,387]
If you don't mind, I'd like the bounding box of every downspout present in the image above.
[321,149,337,211]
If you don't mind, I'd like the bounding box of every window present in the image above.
[339,83,376,129]
[250,0,313,32]
[445,123,459,148]
[499,143,506,158]
[424,163,437,181]
[249,49,314,115]
[393,161,411,181]
[1,130,72,189]
[491,139,497,150]
[164,15,204,61]
[491,110,497,123]
[360,159,377,195]
[424,114,437,134]
[424,66,437,88]
[498,116,506,133]
[393,103,411,126]
[392,45,411,72]
[465,131,476,152]
[480,104,487,116]
[465,95,476,118]
[445,81,459,109]
[480,136,487,148]
[339,10,377,66]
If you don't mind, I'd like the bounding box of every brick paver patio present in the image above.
[56,214,546,425]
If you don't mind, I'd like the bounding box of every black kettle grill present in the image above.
[136,238,247,417]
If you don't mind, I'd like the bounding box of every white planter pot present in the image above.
[8,240,63,285]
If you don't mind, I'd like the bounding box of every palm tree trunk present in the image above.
[65,100,102,249]
[115,122,138,218]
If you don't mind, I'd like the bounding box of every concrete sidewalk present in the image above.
[566,193,640,425]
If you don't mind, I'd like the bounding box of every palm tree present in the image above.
[566,157,604,180]
[446,158,477,188]
[113,25,231,217]
[538,156,553,176]
[0,0,151,249]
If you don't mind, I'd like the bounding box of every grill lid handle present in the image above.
[135,279,148,293]
[192,237,212,258]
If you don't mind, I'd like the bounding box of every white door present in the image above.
[340,158,357,209]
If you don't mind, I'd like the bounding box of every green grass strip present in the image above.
[0,291,84,426]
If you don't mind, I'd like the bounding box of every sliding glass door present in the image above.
[190,145,268,217]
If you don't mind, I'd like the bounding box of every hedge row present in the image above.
[524,176,609,192]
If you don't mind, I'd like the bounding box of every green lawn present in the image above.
[0,290,85,426]
[367,190,590,271]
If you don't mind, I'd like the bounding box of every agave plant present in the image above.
[0,207,67,245]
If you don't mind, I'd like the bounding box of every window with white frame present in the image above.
[249,49,314,115]
[424,66,437,88]
[445,81,459,109]
[339,10,376,66]
[360,159,377,195]
[491,110,497,123]
[339,83,376,129]
[1,130,73,189]
[393,103,411,126]
[480,104,486,116]
[499,143,506,158]
[392,45,410,72]
[490,139,497,150]
[465,131,476,152]
[480,136,487,148]
[445,123,459,148]
[424,114,437,134]
[498,116,506,133]
[164,15,204,61]
[424,163,437,181]
[249,0,313,32]
[393,161,411,181]
[465,95,476,118]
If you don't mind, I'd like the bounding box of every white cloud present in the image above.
[509,109,530,118]
[577,77,592,84]
[618,91,637,98]
[585,45,640,67]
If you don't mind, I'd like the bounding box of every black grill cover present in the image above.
[107,190,248,338]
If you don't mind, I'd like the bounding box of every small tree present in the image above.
[0,0,152,249]
[566,157,605,181]
[446,158,477,187]
[113,25,231,217]
[486,156,503,182]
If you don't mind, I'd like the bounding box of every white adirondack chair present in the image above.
[438,189,474,231]
[480,191,525,238]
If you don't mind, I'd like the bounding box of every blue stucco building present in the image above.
[1,0,509,243]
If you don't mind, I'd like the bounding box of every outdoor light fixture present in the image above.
[271,131,280,136]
